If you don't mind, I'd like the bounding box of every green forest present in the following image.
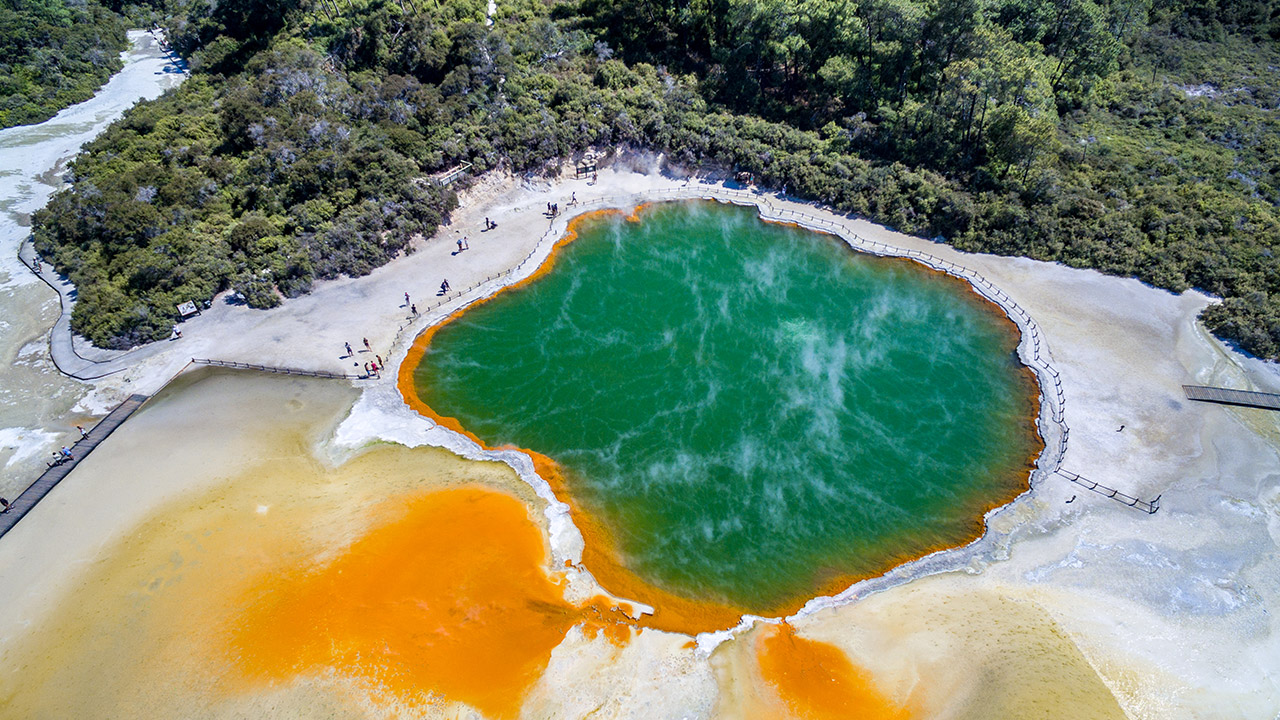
[29,0,1280,359]
[0,0,130,128]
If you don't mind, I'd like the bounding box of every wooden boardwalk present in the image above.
[1183,385,1280,411]
[0,394,149,539]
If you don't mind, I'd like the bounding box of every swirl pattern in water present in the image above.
[412,201,1040,612]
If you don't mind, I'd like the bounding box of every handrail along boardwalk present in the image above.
[191,358,361,379]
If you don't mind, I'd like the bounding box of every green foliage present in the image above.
[33,59,454,347]
[0,0,129,128]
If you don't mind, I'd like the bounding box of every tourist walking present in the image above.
[363,337,371,351]
[76,425,87,439]
[440,279,450,294]
[0,497,9,513]
[345,342,353,356]
[405,292,411,307]
[411,304,418,316]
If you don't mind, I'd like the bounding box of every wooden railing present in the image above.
[191,358,360,379]
[1055,469,1161,514]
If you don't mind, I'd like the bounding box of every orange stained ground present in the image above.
[756,624,909,720]
[230,487,632,719]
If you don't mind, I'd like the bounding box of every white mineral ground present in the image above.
[0,30,184,497]
[0,141,1277,713]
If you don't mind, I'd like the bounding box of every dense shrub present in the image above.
[0,0,129,128]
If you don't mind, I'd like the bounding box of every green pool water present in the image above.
[414,201,1039,611]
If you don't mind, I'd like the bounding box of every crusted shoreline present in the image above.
[390,192,1056,637]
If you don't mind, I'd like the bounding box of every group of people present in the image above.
[40,425,91,469]
[546,192,582,218]
[482,217,497,231]
[47,446,74,468]
[344,337,387,378]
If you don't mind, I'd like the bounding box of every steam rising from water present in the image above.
[416,201,1038,610]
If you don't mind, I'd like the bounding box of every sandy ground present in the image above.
[2,153,1279,717]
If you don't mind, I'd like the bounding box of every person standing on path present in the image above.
[440,279,450,294]
[405,292,411,307]
[376,354,383,366]
[363,337,371,352]
[345,342,353,357]
[0,497,9,513]
[411,304,418,316]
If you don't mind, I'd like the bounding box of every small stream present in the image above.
[0,30,186,496]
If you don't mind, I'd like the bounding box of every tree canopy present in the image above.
[0,0,129,128]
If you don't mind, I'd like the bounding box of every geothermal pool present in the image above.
[411,201,1041,613]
